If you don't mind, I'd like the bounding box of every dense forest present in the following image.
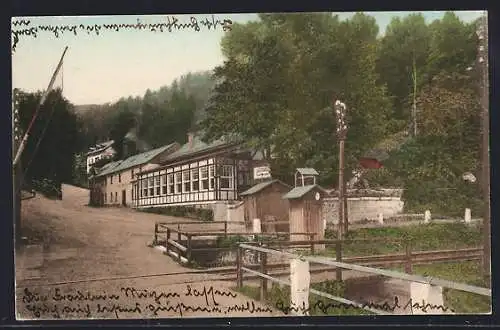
[14,12,485,216]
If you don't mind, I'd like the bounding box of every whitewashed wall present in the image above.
[322,196,404,224]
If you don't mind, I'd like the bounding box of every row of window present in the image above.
[133,165,234,198]
[104,191,118,203]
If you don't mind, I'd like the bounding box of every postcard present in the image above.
[12,11,491,320]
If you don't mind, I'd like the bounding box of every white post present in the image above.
[377,213,384,225]
[424,210,431,224]
[464,208,471,224]
[290,258,310,316]
[253,218,262,234]
[409,282,449,314]
[252,218,261,241]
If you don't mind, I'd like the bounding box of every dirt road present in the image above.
[16,184,281,320]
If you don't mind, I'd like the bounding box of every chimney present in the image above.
[188,132,194,149]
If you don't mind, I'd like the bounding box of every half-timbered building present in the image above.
[131,133,267,210]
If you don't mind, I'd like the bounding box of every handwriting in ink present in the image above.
[51,287,120,302]
[11,15,233,53]
[22,288,48,304]
[275,295,454,315]
[403,298,455,313]
[96,302,142,319]
[184,285,238,306]
[120,287,180,304]
[25,303,60,318]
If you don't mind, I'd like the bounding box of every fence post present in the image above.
[424,210,431,224]
[290,258,310,316]
[166,227,171,255]
[336,240,343,281]
[309,233,315,255]
[187,234,192,265]
[224,221,228,237]
[405,239,413,274]
[464,208,472,224]
[237,245,243,289]
[154,223,158,245]
[260,251,268,301]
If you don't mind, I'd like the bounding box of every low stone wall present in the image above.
[322,196,404,225]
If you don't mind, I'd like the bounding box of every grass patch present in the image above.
[235,280,372,316]
[319,222,481,257]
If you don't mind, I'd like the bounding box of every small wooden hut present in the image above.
[284,168,326,247]
[240,179,291,232]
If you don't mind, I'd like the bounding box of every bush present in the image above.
[141,205,214,221]
[216,235,250,248]
[30,178,62,199]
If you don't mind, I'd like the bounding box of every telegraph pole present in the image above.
[477,11,490,285]
[335,100,348,239]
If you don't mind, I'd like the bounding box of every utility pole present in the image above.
[335,99,348,239]
[477,11,490,285]
[412,56,418,137]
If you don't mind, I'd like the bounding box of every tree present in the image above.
[385,71,481,215]
[201,13,392,186]
[376,13,431,125]
[109,105,138,159]
[17,88,83,187]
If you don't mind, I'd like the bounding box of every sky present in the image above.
[11,11,484,105]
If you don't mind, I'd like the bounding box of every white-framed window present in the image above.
[183,170,191,193]
[162,175,167,195]
[114,192,117,202]
[149,177,154,196]
[167,174,174,195]
[200,167,209,190]
[143,178,148,197]
[209,165,215,190]
[155,175,161,196]
[191,168,199,191]
[220,165,233,189]
[175,172,182,194]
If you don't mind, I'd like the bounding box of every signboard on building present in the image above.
[253,166,271,179]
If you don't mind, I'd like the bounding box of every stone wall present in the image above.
[226,201,246,233]
[322,196,404,225]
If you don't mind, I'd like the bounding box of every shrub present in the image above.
[140,205,214,221]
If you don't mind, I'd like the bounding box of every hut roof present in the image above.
[240,179,291,196]
[283,184,326,200]
[296,168,319,176]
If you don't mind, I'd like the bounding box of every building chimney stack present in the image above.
[188,132,194,149]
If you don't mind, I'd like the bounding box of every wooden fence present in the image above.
[236,243,490,315]
[153,222,317,265]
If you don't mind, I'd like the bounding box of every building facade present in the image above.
[90,142,180,207]
[132,134,268,210]
[86,140,116,174]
